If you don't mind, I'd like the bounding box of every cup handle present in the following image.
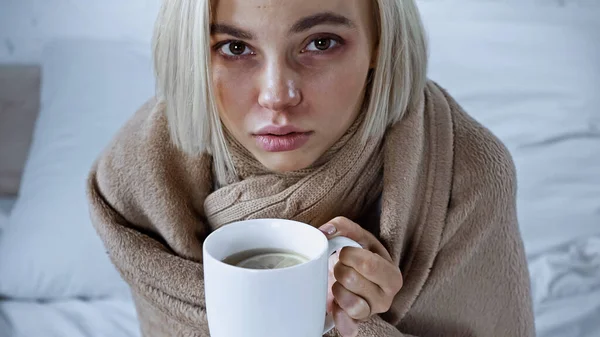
[322,236,362,335]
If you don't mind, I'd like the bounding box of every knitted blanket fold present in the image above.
[87,80,535,337]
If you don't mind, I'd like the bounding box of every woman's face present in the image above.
[211,0,376,172]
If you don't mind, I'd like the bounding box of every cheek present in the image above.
[212,65,257,124]
[304,63,368,122]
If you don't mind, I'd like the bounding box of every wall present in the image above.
[0,0,161,63]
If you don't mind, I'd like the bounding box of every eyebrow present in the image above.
[210,11,355,40]
[210,23,254,40]
[290,12,355,33]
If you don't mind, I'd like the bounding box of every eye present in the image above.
[219,41,253,57]
[305,38,339,52]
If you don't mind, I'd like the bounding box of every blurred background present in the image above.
[0,0,599,336]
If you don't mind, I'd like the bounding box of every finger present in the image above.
[327,252,340,313]
[338,246,404,296]
[326,282,334,313]
[331,281,371,321]
[319,217,392,261]
[333,260,389,315]
[332,300,359,337]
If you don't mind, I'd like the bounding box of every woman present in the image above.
[87,0,536,336]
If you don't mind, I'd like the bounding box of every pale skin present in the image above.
[211,0,403,336]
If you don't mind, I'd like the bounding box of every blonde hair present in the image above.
[152,0,428,185]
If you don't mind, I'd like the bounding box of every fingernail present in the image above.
[320,223,337,236]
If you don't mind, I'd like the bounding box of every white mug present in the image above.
[203,218,361,337]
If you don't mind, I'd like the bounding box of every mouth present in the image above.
[254,125,310,136]
[252,131,313,152]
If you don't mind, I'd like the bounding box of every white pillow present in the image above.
[0,39,156,300]
[418,1,600,256]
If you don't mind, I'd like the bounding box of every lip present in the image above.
[252,125,313,152]
[254,125,309,136]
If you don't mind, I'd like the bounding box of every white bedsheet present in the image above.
[0,298,140,337]
[530,235,600,337]
[535,287,600,337]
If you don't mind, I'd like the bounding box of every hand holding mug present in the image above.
[320,217,404,337]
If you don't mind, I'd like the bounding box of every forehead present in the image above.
[212,0,372,28]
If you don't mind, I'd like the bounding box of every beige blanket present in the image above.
[87,81,535,336]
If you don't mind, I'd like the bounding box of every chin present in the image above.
[257,153,316,173]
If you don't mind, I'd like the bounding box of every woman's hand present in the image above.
[319,217,403,337]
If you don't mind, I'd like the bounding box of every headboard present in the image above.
[0,65,41,196]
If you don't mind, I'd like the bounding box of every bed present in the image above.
[0,1,599,336]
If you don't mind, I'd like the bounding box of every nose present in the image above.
[258,60,302,111]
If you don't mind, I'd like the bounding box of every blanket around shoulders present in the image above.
[87,81,535,337]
